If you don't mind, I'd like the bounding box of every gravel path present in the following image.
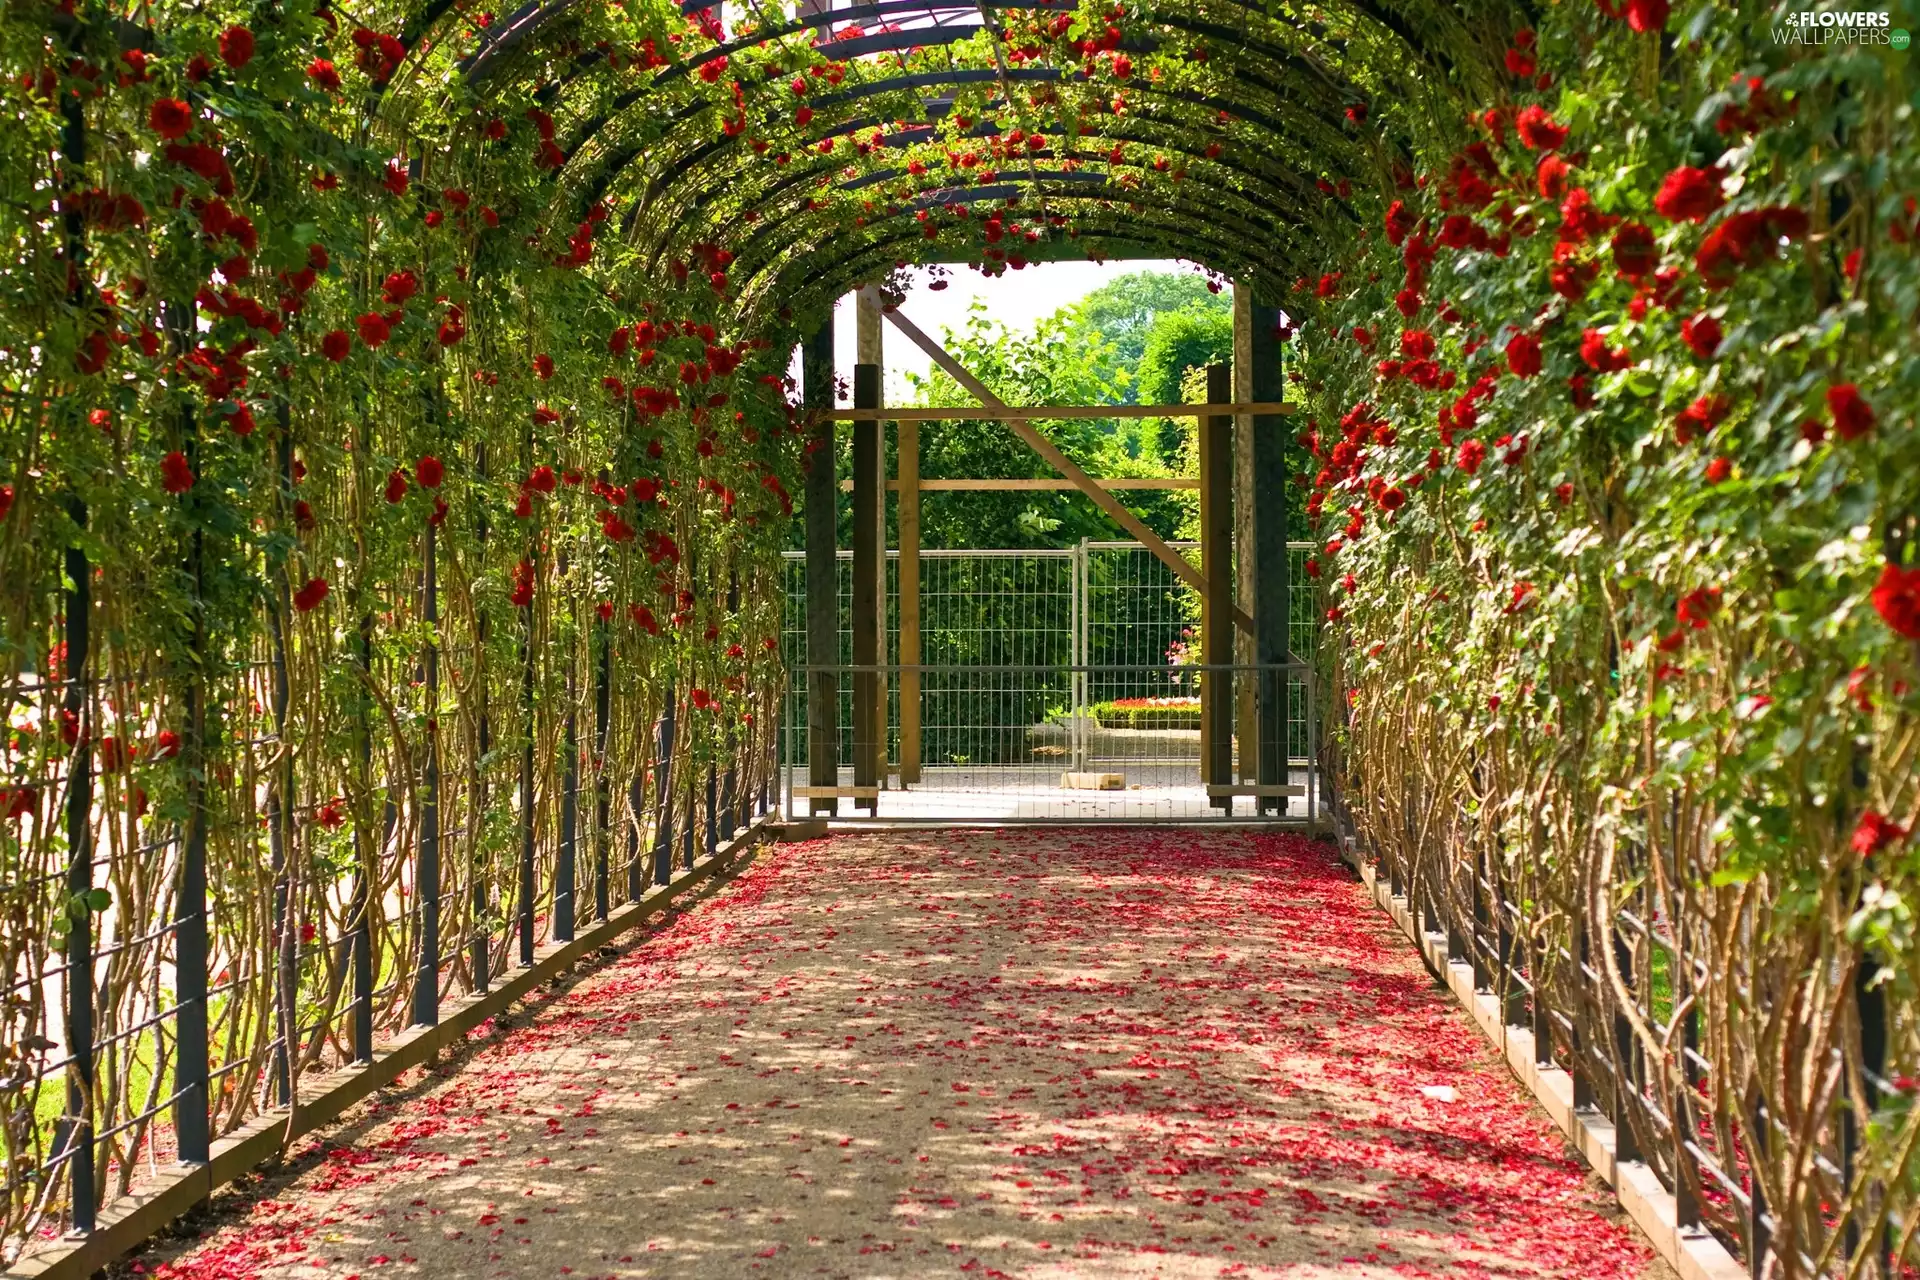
[135,828,1667,1279]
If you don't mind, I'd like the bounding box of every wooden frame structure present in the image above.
[803,297,1295,804]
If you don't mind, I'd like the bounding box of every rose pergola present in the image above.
[0,0,1915,1273]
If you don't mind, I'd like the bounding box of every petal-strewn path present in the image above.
[139,830,1666,1279]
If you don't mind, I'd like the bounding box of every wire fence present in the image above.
[778,540,1318,789]
[1,561,785,1266]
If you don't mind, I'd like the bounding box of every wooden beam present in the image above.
[826,402,1292,421]
[839,477,1197,492]
[881,308,1259,638]
[898,413,921,786]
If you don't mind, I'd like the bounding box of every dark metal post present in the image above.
[265,452,296,1107]
[518,557,536,966]
[1245,301,1288,813]
[1200,364,1232,809]
[61,500,96,1233]
[410,523,441,1027]
[352,610,375,1062]
[1612,913,1640,1163]
[556,643,577,943]
[801,324,840,816]
[721,574,739,841]
[705,761,718,857]
[172,303,211,1166]
[652,686,676,886]
[594,626,611,921]
[851,362,883,814]
[472,445,492,993]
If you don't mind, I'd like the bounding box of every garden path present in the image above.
[136,829,1668,1279]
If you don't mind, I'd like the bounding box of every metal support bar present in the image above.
[411,524,441,1028]
[1200,364,1233,810]
[851,361,884,814]
[1244,298,1289,812]
[801,323,839,817]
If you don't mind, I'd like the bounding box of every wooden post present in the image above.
[851,362,883,813]
[856,287,888,787]
[1246,297,1290,813]
[1232,285,1258,785]
[801,322,838,816]
[898,413,921,785]
[1200,364,1233,809]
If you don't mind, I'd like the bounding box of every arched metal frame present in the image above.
[403,0,1514,318]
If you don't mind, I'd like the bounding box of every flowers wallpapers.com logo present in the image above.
[1771,9,1908,45]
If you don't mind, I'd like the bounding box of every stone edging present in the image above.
[1338,837,1744,1280]
[3,815,775,1280]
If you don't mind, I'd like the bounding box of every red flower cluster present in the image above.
[1652,166,1723,223]
[510,558,535,608]
[1506,331,1542,377]
[161,451,194,494]
[1872,561,1920,639]
[1696,206,1808,289]
[1827,383,1875,441]
[293,577,329,613]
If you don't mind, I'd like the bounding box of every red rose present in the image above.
[1536,154,1570,200]
[1827,383,1875,441]
[0,483,11,522]
[1695,206,1809,288]
[533,353,554,379]
[161,450,194,494]
[1383,200,1414,246]
[1610,222,1658,278]
[1652,166,1724,223]
[307,58,341,91]
[1871,561,1920,639]
[1704,456,1731,485]
[526,465,557,493]
[1579,328,1631,372]
[1505,332,1542,378]
[1456,439,1487,474]
[1625,0,1668,32]
[511,558,536,608]
[383,161,410,197]
[1673,395,1730,444]
[417,455,444,488]
[293,577,329,612]
[227,404,257,436]
[218,25,255,68]
[1680,313,1722,360]
[321,329,351,361]
[355,312,390,348]
[1852,810,1909,858]
[1514,105,1567,150]
[1504,47,1536,77]
[384,468,408,504]
[382,270,418,304]
[629,603,659,634]
[149,98,193,139]
[153,730,180,760]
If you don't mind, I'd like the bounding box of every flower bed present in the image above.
[1089,697,1203,730]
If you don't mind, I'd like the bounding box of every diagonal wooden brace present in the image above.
[883,308,1259,637]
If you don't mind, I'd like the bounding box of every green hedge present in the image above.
[1089,700,1202,731]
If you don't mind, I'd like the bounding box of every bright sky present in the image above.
[813,258,1194,404]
